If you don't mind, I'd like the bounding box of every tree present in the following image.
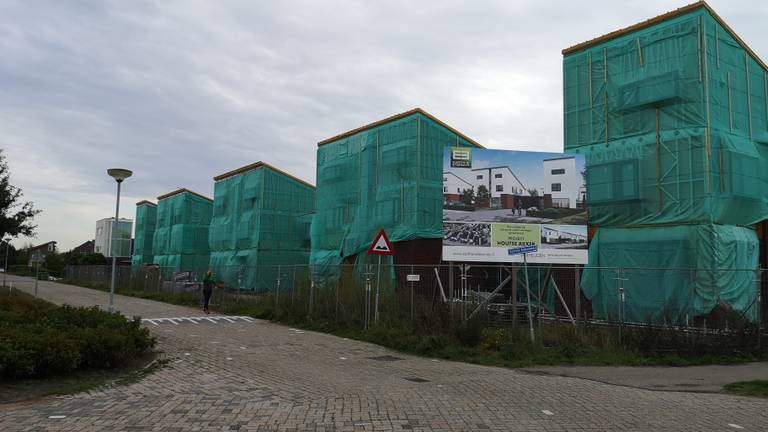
[0,150,41,239]
[460,188,475,206]
[14,241,34,266]
[45,252,67,276]
[72,253,108,266]
[527,188,539,197]
[475,185,491,208]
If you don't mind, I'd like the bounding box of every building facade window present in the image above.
[443,177,447,181]
[552,198,570,208]
[496,185,503,192]
[457,188,460,193]
[551,168,566,175]
[494,173,502,178]
[476,175,483,180]
[443,186,447,192]
[551,183,562,192]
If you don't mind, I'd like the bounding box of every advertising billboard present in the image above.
[442,147,587,264]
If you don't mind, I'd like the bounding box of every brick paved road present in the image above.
[3,275,768,431]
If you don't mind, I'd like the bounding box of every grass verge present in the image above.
[0,353,166,404]
[724,380,768,398]
[63,278,767,369]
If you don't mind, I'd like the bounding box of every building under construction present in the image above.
[151,188,213,274]
[562,1,766,322]
[131,200,157,269]
[209,162,315,290]
[310,108,484,274]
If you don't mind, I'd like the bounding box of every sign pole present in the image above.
[375,254,381,324]
[366,228,394,326]
[523,252,535,342]
[364,268,371,330]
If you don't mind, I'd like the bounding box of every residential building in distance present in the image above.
[94,218,133,257]
[27,241,57,266]
[541,226,587,244]
[542,156,581,209]
[70,240,95,255]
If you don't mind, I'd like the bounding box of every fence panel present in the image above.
[59,264,765,338]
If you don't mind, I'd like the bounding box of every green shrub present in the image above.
[481,328,510,351]
[0,291,155,380]
[454,318,483,347]
[415,334,449,354]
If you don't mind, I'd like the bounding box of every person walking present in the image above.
[202,269,216,314]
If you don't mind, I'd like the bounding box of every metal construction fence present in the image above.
[63,263,767,334]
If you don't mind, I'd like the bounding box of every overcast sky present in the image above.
[2,0,766,250]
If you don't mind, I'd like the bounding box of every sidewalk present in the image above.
[525,362,768,393]
[4,274,210,318]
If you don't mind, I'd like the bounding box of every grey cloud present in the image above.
[0,0,765,249]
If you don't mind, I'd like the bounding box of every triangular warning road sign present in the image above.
[367,229,394,256]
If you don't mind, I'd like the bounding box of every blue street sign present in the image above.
[507,245,538,256]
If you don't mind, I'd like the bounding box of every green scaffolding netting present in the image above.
[582,224,759,323]
[152,191,213,275]
[563,5,766,322]
[131,203,157,270]
[563,7,768,226]
[208,165,315,290]
[310,111,480,276]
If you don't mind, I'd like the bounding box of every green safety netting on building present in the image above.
[131,201,157,270]
[563,4,768,226]
[208,163,315,290]
[152,189,213,275]
[582,224,758,323]
[563,3,766,321]
[310,109,482,274]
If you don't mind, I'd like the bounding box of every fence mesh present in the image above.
[65,264,765,333]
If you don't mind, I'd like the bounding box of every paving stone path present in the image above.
[3,275,768,431]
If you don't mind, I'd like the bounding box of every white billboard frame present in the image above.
[442,147,588,264]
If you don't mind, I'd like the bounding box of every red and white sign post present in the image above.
[367,229,394,326]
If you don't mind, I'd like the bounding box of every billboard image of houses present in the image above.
[442,147,587,264]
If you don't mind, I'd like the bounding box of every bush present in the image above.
[454,318,483,347]
[0,291,155,380]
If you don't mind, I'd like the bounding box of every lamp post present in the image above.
[2,237,10,288]
[107,168,132,313]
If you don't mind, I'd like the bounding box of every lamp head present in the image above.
[107,168,133,183]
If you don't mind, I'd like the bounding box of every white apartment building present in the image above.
[443,172,474,196]
[470,166,527,198]
[541,226,588,244]
[94,217,133,257]
[542,157,581,209]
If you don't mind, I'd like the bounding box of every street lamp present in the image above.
[2,237,10,288]
[107,168,132,313]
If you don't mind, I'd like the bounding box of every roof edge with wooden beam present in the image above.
[213,161,315,189]
[135,200,157,207]
[317,108,485,149]
[562,1,768,71]
[156,188,213,202]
